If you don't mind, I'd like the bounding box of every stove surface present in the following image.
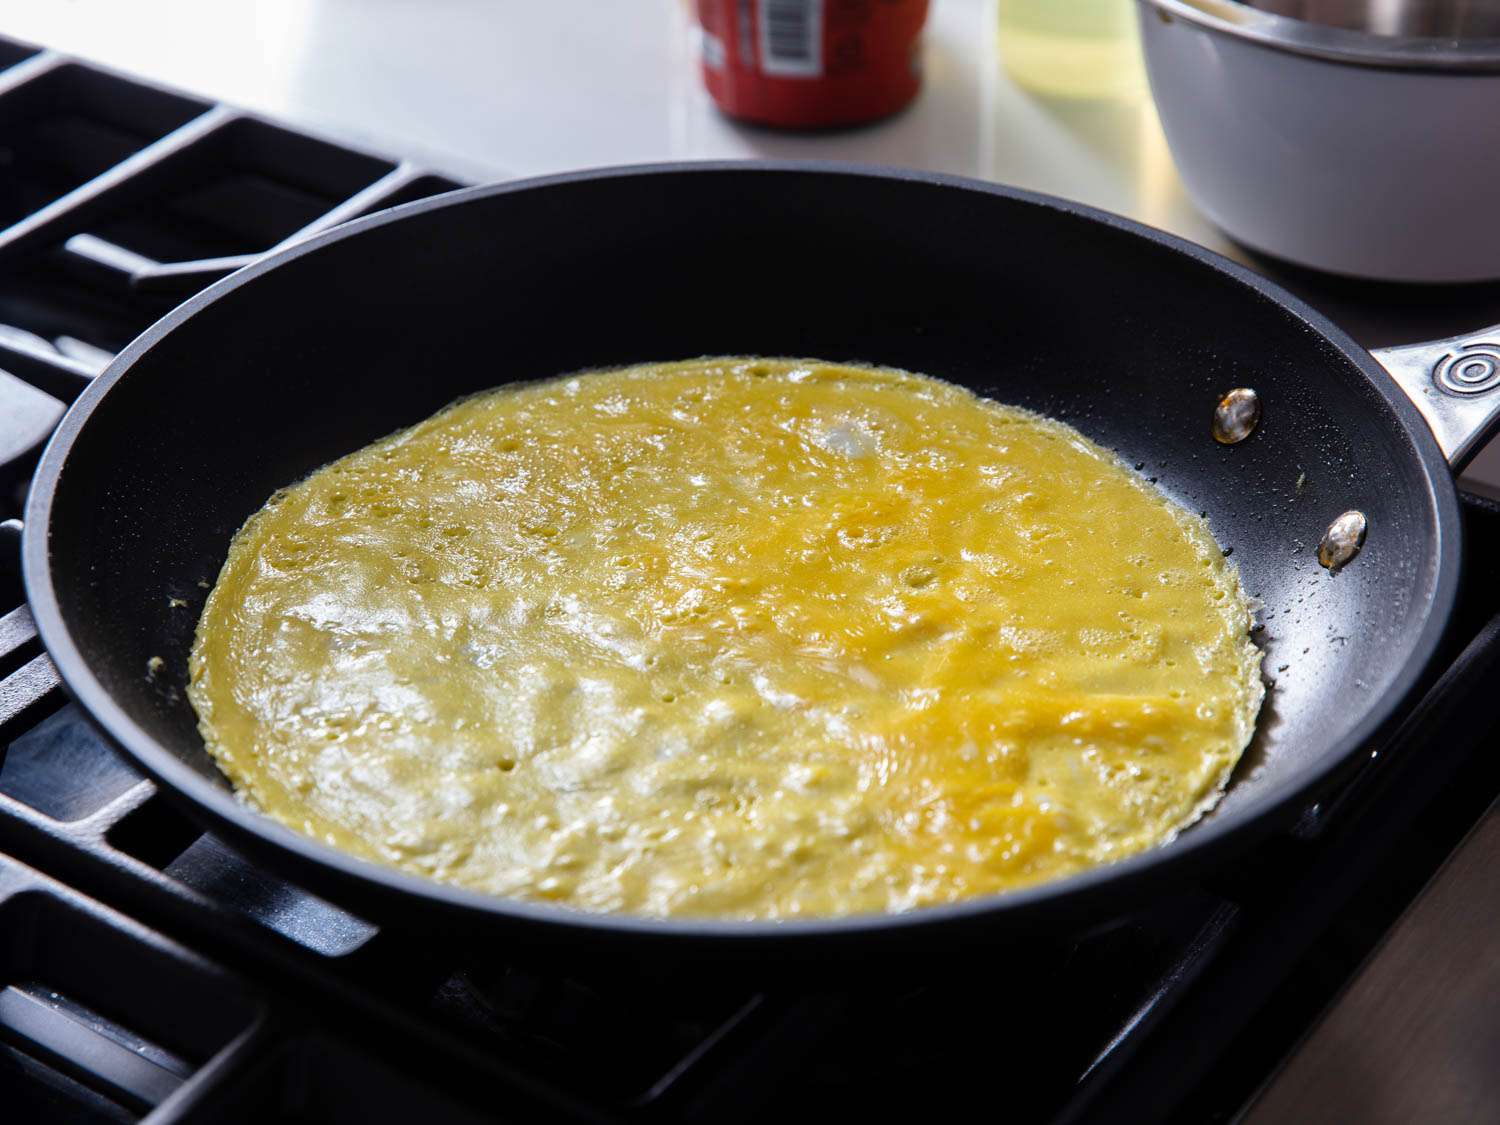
[2,25,1500,1125]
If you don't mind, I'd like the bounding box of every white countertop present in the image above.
[8,0,1500,488]
[6,1,1198,222]
[0,0,1479,309]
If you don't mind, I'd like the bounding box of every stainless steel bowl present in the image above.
[1253,0,1500,38]
[1149,0,1500,67]
[1138,0,1500,279]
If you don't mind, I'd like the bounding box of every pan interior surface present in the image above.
[29,167,1452,939]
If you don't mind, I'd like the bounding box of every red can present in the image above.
[697,0,930,130]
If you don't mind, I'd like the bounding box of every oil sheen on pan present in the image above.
[188,358,1265,920]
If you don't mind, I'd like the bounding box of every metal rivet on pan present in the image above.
[1318,510,1367,571]
[1212,388,1261,444]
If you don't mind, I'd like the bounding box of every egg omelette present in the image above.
[188,358,1264,919]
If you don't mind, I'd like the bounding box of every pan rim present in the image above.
[21,161,1462,943]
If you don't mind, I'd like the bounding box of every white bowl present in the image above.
[1138,0,1500,282]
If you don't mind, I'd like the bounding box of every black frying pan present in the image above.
[21,164,1499,959]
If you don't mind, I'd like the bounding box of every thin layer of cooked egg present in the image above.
[188,358,1263,918]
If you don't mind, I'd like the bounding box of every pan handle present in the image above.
[1373,328,1500,471]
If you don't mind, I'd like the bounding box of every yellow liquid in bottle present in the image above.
[997,0,1146,100]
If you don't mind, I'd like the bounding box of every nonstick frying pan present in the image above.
[21,164,1500,958]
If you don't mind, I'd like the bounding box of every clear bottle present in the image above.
[997,0,1146,100]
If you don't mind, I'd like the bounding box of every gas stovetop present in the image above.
[3,33,1500,1125]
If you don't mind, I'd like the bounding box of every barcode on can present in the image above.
[757,0,822,78]
[702,29,727,69]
